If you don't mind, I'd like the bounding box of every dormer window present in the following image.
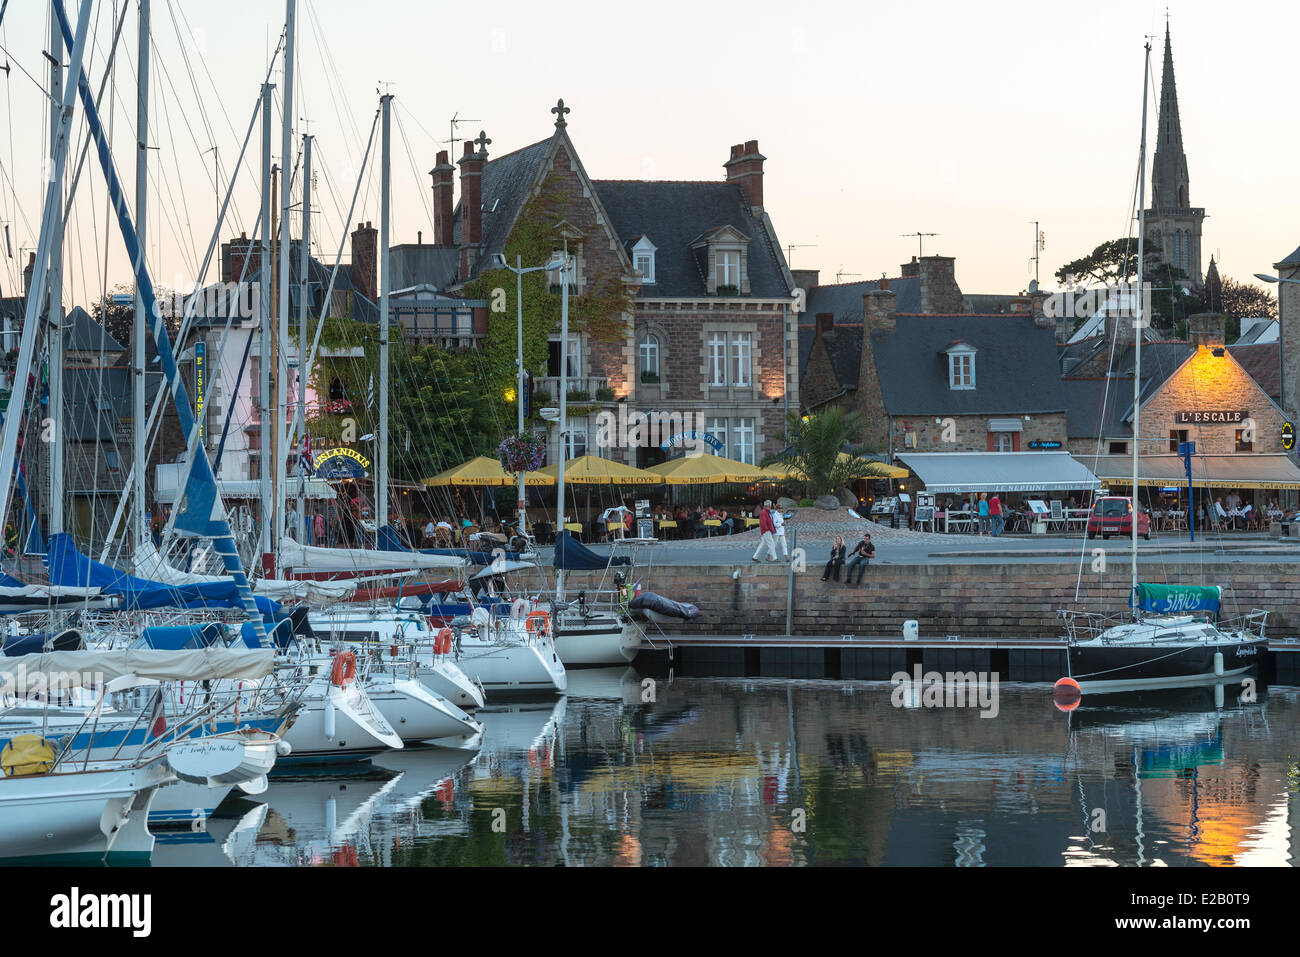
[690,225,750,295]
[631,236,656,284]
[945,342,976,390]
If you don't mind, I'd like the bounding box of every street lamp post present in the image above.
[492,253,569,544]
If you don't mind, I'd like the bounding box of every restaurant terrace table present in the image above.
[742,517,760,528]
[702,519,722,537]
[944,510,974,533]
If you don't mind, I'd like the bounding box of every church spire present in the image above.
[1151,22,1189,211]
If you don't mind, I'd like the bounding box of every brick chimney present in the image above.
[459,141,485,279]
[724,140,765,212]
[900,257,919,278]
[225,232,261,285]
[1188,312,1227,350]
[350,221,377,302]
[791,268,819,292]
[22,252,35,297]
[916,256,962,314]
[855,288,895,450]
[430,149,456,246]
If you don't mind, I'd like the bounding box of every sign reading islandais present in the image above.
[1175,410,1247,424]
[313,447,370,480]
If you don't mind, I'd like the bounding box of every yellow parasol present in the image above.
[421,455,554,487]
[538,454,661,485]
[647,453,768,485]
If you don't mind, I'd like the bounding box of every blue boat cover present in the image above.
[134,623,227,650]
[239,617,295,651]
[1,633,46,656]
[47,533,280,616]
[553,530,631,571]
[376,526,521,565]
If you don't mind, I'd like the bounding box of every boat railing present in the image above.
[1218,609,1268,639]
[1057,609,1127,643]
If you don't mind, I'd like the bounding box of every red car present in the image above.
[1086,496,1151,540]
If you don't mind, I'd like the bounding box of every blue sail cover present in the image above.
[376,526,521,565]
[553,530,632,571]
[47,533,279,615]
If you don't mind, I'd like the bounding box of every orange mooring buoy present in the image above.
[1052,676,1082,712]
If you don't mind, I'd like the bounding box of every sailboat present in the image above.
[1058,40,1268,694]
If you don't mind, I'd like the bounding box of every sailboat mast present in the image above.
[276,0,296,556]
[133,0,150,550]
[297,133,311,541]
[377,93,391,546]
[555,246,569,604]
[47,14,65,537]
[1132,39,1151,597]
[258,81,274,570]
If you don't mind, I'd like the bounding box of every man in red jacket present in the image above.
[752,500,778,562]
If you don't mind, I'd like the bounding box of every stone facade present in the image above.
[890,412,1068,453]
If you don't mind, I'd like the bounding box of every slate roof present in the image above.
[1227,342,1281,400]
[798,323,863,395]
[389,245,460,291]
[1275,243,1300,268]
[63,305,124,353]
[452,140,552,280]
[873,315,1068,415]
[962,293,1017,314]
[594,181,791,299]
[802,278,921,325]
[63,366,162,441]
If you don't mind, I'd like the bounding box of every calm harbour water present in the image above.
[154,670,1300,866]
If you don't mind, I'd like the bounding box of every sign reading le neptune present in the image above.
[313,447,370,479]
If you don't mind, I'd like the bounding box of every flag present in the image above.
[146,686,167,741]
[299,431,315,477]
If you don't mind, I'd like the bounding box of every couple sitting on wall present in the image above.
[822,531,874,584]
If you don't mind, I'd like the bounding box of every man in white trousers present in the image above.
[770,503,790,560]
[752,500,778,562]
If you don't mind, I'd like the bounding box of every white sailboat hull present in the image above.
[554,615,640,666]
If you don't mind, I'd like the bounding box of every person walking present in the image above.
[989,493,1003,537]
[821,535,847,582]
[844,531,875,585]
[977,492,990,536]
[752,500,778,562]
[771,502,791,560]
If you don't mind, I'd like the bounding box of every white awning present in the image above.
[1083,453,1300,490]
[987,418,1023,432]
[895,451,1101,494]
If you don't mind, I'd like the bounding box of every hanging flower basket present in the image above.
[499,431,546,473]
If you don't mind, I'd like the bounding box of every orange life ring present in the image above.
[435,628,453,655]
[525,611,551,637]
[330,651,357,687]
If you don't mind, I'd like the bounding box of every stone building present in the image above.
[1145,24,1206,284]
[413,102,799,468]
[799,274,1069,458]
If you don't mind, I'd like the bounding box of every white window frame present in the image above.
[708,332,728,386]
[731,332,752,387]
[632,237,656,284]
[708,417,728,459]
[639,335,659,378]
[734,418,755,464]
[716,249,740,288]
[565,418,588,459]
[947,347,976,390]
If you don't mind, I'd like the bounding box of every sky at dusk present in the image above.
[0,0,1295,305]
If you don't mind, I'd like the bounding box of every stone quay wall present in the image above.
[560,562,1300,640]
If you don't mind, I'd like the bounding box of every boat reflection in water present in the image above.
[153,670,1300,866]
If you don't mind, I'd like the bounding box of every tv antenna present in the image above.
[1029,221,1046,285]
[785,244,816,267]
[835,268,862,283]
[444,111,480,154]
[900,232,939,259]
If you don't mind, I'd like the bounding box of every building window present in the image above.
[734,418,755,464]
[716,250,740,289]
[565,419,587,459]
[1235,429,1253,453]
[631,236,656,284]
[708,333,727,386]
[991,432,1015,452]
[1169,428,1189,453]
[547,336,581,378]
[731,333,751,387]
[948,351,975,389]
[639,335,660,380]
[708,417,728,458]
[1108,441,1128,455]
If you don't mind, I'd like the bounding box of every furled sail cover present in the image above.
[0,647,275,685]
[48,533,279,615]
[132,541,357,604]
[376,526,518,566]
[1130,583,1221,615]
[278,538,467,573]
[553,530,632,571]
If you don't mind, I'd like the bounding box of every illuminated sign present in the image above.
[1175,410,1247,424]
[1284,422,1295,451]
[1027,439,1062,450]
[312,446,371,479]
[659,431,724,453]
[194,341,206,440]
